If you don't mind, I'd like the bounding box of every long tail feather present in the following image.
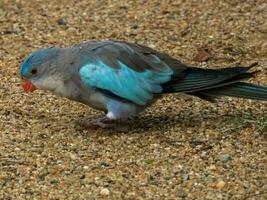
[162,62,267,101]
[199,82,267,101]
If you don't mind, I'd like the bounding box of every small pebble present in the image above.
[14,147,20,151]
[193,48,211,62]
[130,24,139,29]
[49,179,59,184]
[209,165,217,170]
[83,165,89,170]
[180,170,189,181]
[57,18,66,25]
[177,188,187,198]
[216,180,226,189]
[100,188,110,196]
[218,154,231,162]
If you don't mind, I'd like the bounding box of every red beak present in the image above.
[22,80,37,93]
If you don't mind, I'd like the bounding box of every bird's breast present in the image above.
[69,87,107,111]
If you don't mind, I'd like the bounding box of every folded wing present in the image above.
[78,41,182,105]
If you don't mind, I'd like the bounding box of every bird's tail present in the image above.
[162,63,267,101]
[193,82,267,101]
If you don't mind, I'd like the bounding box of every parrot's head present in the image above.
[20,47,61,93]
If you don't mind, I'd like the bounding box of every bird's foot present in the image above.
[76,117,116,128]
[91,116,117,128]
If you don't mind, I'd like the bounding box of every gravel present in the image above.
[0,0,266,199]
[218,154,231,163]
[100,188,111,196]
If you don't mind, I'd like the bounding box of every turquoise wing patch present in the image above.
[79,43,174,105]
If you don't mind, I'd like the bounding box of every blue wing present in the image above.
[78,41,175,105]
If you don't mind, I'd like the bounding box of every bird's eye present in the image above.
[31,68,37,75]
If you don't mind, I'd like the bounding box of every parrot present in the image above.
[19,40,267,128]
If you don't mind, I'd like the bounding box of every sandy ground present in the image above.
[0,0,266,199]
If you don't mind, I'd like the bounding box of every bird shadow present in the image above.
[72,104,266,137]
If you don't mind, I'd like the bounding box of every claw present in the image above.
[75,116,116,128]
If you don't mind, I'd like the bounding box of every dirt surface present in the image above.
[0,0,266,199]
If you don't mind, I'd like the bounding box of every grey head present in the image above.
[20,47,80,97]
